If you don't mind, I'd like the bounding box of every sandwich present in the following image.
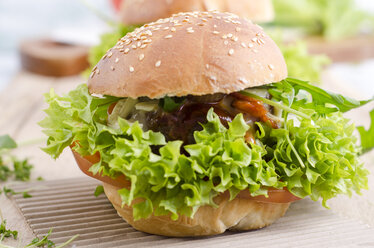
[40,11,372,237]
[119,0,274,25]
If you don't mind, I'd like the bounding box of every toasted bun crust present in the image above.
[103,183,290,237]
[88,11,287,98]
[119,0,274,25]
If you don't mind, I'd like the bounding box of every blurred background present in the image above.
[0,0,111,90]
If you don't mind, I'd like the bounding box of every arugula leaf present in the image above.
[94,185,104,197]
[0,135,34,182]
[268,78,373,115]
[25,229,55,248]
[13,159,33,181]
[0,135,17,150]
[0,157,33,182]
[0,158,12,181]
[0,219,18,241]
[1,186,33,198]
[357,109,374,153]
[159,96,185,112]
[24,229,79,248]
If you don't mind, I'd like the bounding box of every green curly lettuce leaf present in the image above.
[39,83,369,220]
[260,114,368,206]
[279,41,330,82]
[83,24,138,78]
[357,109,374,153]
[272,0,373,40]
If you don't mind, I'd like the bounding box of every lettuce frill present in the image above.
[39,83,368,220]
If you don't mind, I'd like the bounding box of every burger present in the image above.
[40,11,371,237]
[119,0,274,24]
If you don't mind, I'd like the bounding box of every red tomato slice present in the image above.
[71,149,130,188]
[110,0,122,12]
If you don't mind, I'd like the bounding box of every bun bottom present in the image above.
[103,183,290,237]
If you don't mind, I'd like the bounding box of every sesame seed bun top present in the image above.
[119,0,274,25]
[87,11,287,98]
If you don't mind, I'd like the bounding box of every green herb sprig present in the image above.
[0,220,18,242]
[0,135,33,183]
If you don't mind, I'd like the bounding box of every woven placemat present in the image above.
[11,178,374,248]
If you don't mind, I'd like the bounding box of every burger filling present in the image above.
[40,78,373,220]
[108,90,279,146]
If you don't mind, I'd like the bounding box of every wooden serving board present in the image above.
[307,35,374,62]
[8,177,374,248]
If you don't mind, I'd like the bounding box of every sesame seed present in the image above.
[164,27,169,30]
[111,66,115,71]
[213,31,220,35]
[90,71,95,78]
[124,48,130,54]
[139,54,145,61]
[140,44,147,49]
[171,27,176,32]
[224,40,229,45]
[115,58,119,63]
[155,60,162,67]
[236,27,241,32]
[227,33,233,38]
[132,45,137,49]
[214,25,217,28]
[96,69,100,75]
[165,34,173,39]
[129,66,134,72]
[232,36,238,42]
[206,64,210,69]
[187,29,194,33]
[229,49,234,55]
[241,42,247,48]
[252,37,258,42]
[222,35,227,39]
[268,64,274,70]
[137,41,142,47]
[248,43,254,48]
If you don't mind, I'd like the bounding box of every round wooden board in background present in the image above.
[19,39,89,77]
